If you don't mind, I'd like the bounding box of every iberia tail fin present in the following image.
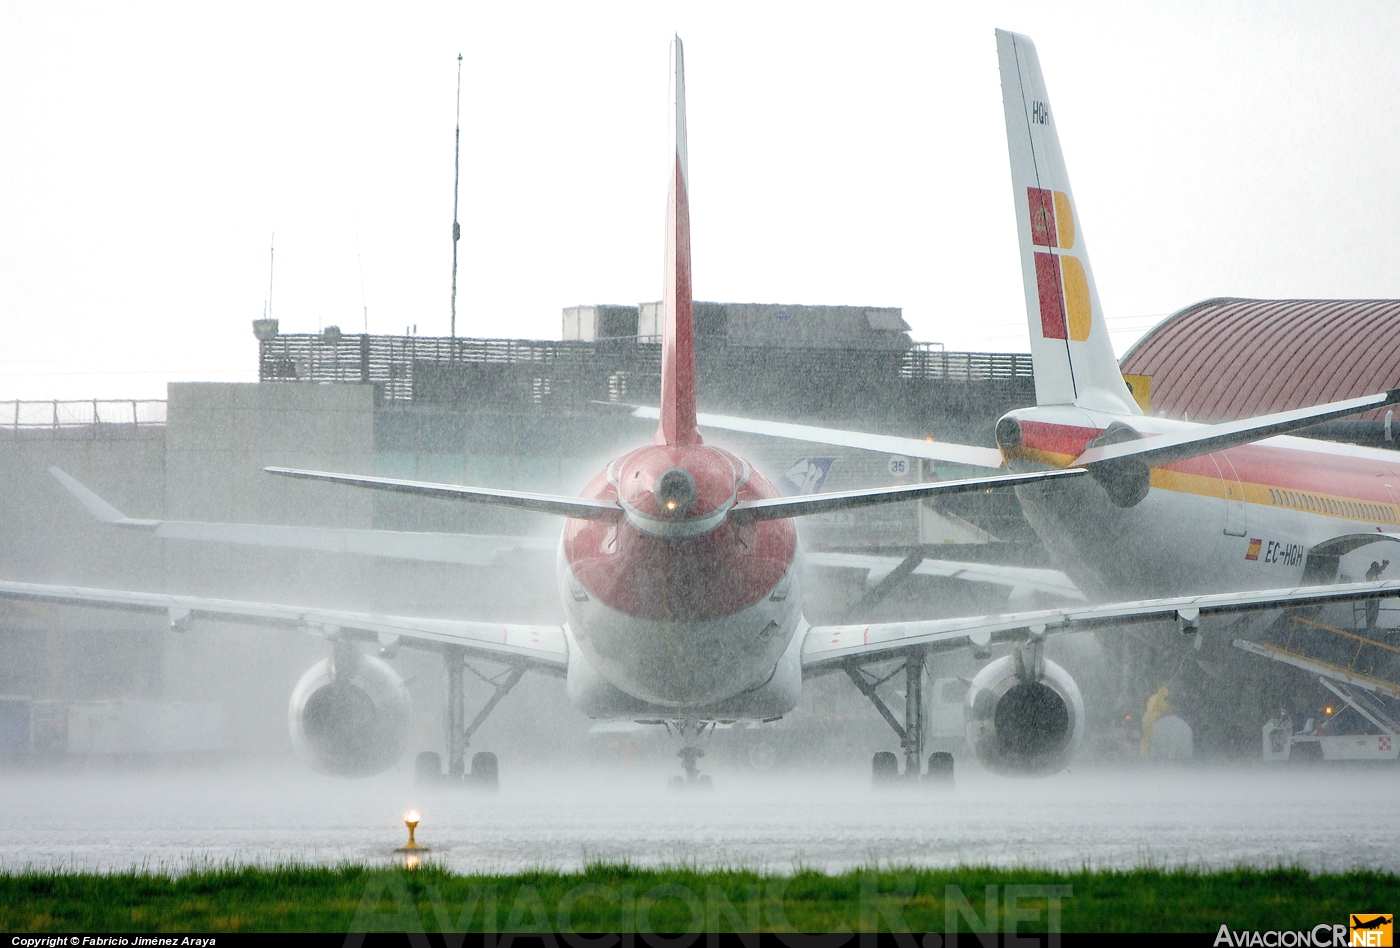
[656,35,702,446]
[997,30,1138,414]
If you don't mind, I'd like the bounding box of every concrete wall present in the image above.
[0,429,166,704]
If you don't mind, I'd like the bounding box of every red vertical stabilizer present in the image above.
[656,35,702,448]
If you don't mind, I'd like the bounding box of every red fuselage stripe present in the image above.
[1017,420,1400,504]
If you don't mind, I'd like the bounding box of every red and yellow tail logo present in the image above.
[1245,538,1262,561]
[1028,187,1090,342]
[1350,914,1393,947]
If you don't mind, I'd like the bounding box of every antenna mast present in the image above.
[267,232,275,321]
[355,230,369,333]
[450,52,463,338]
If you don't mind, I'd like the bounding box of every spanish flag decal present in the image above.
[1245,538,1262,561]
[1028,187,1090,342]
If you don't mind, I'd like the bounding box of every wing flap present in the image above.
[0,580,569,672]
[802,577,1400,671]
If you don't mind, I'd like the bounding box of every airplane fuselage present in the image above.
[556,441,806,720]
[1004,405,1400,602]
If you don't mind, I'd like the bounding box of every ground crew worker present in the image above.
[1366,559,1390,632]
[1141,685,1172,757]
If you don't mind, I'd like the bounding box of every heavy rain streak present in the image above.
[5,3,1400,882]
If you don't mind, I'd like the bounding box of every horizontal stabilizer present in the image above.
[732,469,1084,521]
[265,468,622,521]
[1074,389,1400,469]
[626,406,1005,469]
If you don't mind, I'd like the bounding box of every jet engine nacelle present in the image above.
[965,654,1084,776]
[288,653,411,776]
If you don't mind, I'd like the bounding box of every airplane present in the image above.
[1351,916,1392,931]
[633,30,1400,621]
[4,33,1400,788]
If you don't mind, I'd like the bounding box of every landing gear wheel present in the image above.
[470,751,499,791]
[697,774,713,789]
[415,751,442,786]
[924,751,954,785]
[872,751,900,785]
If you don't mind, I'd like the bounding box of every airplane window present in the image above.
[1269,489,1276,503]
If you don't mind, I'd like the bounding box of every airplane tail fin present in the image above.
[996,30,1138,414]
[656,35,702,447]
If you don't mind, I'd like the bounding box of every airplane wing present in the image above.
[625,405,1005,469]
[800,577,1400,672]
[1072,389,1400,468]
[806,551,1084,600]
[0,580,569,673]
[49,467,556,566]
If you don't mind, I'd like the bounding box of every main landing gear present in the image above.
[845,649,954,786]
[415,645,525,791]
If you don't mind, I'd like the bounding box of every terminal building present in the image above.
[2,298,1398,768]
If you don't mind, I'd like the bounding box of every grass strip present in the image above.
[0,863,1394,933]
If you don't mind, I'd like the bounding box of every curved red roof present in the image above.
[1118,298,1400,422]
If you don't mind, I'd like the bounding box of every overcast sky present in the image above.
[4,1,1400,400]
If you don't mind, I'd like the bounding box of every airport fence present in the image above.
[258,332,1037,402]
[0,399,167,433]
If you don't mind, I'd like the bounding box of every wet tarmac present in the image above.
[0,760,1396,875]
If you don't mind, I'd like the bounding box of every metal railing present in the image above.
[1,399,167,431]
[259,332,1036,401]
[899,344,1035,381]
